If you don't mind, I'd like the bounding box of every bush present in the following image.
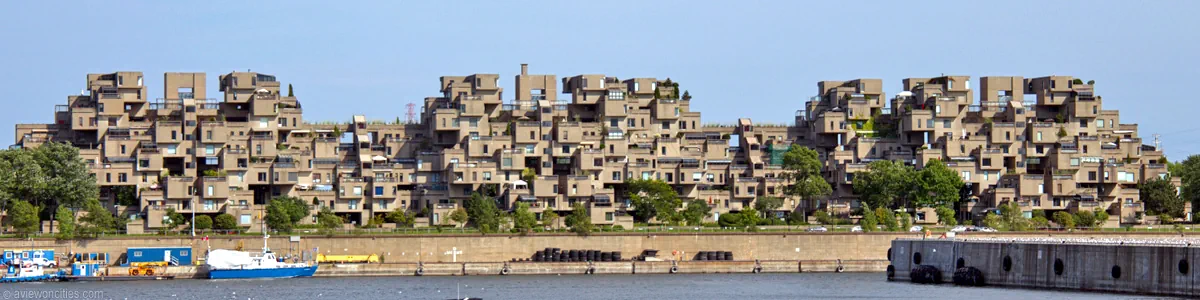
[214,214,238,231]
[814,210,832,225]
[718,213,743,228]
[935,206,957,226]
[875,208,898,231]
[787,212,807,225]
[1052,211,1075,229]
[194,215,213,230]
[1073,210,1096,229]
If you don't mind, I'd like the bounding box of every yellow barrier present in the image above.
[317,254,379,264]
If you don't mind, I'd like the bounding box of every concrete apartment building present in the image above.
[12,66,1179,232]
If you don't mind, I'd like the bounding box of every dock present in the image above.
[890,237,1200,297]
[59,275,176,281]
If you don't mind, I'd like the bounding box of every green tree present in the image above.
[874,207,898,231]
[386,208,414,227]
[1141,177,1185,218]
[316,207,342,233]
[852,160,915,210]
[287,84,294,97]
[542,210,560,229]
[449,207,469,227]
[113,186,138,207]
[567,203,593,236]
[163,208,186,234]
[626,179,681,224]
[10,200,40,237]
[1073,210,1096,229]
[935,206,958,226]
[1031,216,1050,229]
[465,192,501,233]
[214,213,239,231]
[859,204,878,232]
[753,197,785,218]
[737,208,761,230]
[78,198,118,237]
[899,212,912,231]
[521,168,537,183]
[1094,208,1109,227]
[32,142,100,213]
[194,215,213,230]
[782,146,832,208]
[265,200,295,233]
[913,159,964,208]
[983,214,1003,229]
[512,202,537,232]
[999,202,1030,231]
[813,210,833,225]
[1052,211,1076,229]
[681,199,711,226]
[1179,155,1200,216]
[54,206,76,239]
[787,211,807,225]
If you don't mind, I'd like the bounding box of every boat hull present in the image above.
[207,265,318,279]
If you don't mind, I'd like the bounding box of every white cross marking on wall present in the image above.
[444,247,463,262]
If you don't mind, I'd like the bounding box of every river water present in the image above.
[0,273,1176,299]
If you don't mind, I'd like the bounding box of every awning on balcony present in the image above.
[593,195,611,203]
[517,194,536,202]
[372,155,387,161]
[745,136,759,145]
[510,180,528,189]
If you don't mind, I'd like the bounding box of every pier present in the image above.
[890,237,1200,297]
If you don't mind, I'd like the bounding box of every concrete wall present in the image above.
[893,239,1200,297]
[1,233,910,265]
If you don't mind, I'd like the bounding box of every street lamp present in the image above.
[191,197,195,237]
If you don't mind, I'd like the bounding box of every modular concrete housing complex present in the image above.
[12,65,1178,232]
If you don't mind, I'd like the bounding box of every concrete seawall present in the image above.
[891,238,1200,297]
[1,232,911,264]
[87,259,886,278]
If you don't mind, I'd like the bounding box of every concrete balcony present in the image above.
[165,176,195,199]
[200,177,229,198]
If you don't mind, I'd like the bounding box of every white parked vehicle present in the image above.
[977,227,998,232]
[807,226,828,232]
[950,226,968,233]
[908,226,924,232]
[28,257,56,268]
[850,226,863,232]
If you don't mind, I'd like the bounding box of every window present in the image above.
[612,171,621,181]
[594,158,602,167]
[960,171,971,181]
[927,119,934,128]
[353,186,363,196]
[608,90,623,100]
[375,186,384,196]
[1036,132,1043,141]
[1097,119,1105,128]
[240,214,252,225]
[661,121,670,129]
[206,144,215,155]
[692,172,702,181]
[943,120,951,128]
[259,118,269,128]
[166,145,177,154]
[1070,158,1080,166]
[610,118,619,127]
[207,186,214,196]
[1038,184,1045,194]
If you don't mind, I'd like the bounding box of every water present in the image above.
[0,273,1178,299]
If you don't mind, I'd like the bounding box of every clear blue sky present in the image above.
[2,1,1198,159]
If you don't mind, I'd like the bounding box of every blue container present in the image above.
[124,247,193,266]
[72,263,103,277]
[1,249,55,265]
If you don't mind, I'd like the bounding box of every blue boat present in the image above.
[205,234,318,279]
[208,264,318,279]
